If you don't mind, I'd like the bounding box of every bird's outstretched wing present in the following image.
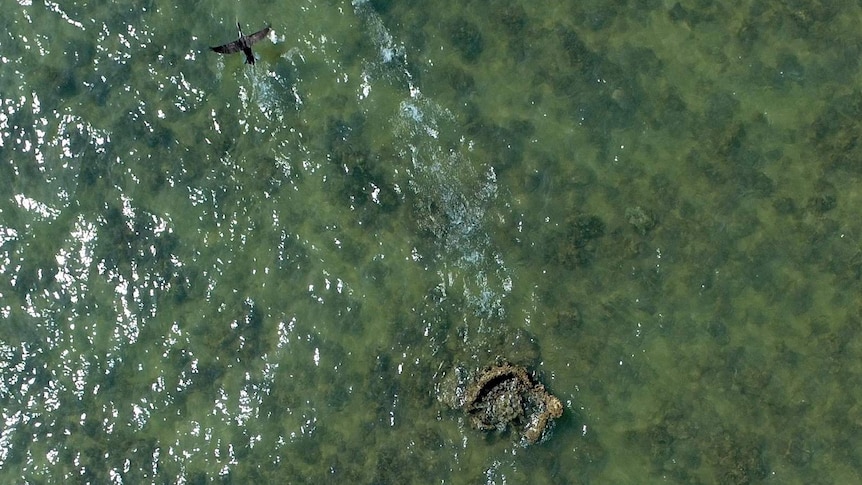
[210,24,271,62]
[246,26,272,45]
[211,41,243,54]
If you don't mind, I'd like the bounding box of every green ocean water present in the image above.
[3,0,862,483]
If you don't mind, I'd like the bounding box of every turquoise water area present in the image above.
[3,0,862,483]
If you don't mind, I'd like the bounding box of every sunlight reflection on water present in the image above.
[2,0,515,480]
[8,0,861,483]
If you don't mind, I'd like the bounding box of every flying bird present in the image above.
[211,23,272,65]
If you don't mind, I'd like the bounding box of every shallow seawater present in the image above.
[3,0,862,483]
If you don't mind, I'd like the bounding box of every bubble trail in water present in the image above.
[351,0,513,319]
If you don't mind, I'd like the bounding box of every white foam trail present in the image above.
[352,1,512,318]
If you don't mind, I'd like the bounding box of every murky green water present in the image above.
[3,0,862,483]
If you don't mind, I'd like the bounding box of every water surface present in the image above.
[3,0,862,483]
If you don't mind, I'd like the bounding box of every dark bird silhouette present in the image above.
[211,23,271,65]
